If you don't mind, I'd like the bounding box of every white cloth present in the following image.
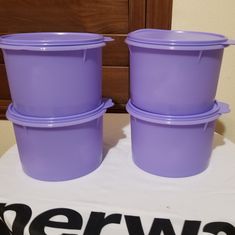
[0,114,235,235]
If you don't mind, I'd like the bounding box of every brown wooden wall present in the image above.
[0,0,172,118]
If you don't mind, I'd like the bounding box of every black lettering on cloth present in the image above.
[29,208,82,235]
[125,216,177,235]
[148,218,176,235]
[124,215,146,235]
[203,222,235,235]
[0,203,32,235]
[83,212,122,235]
[0,217,12,235]
[181,220,201,235]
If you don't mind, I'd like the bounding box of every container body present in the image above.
[130,116,215,177]
[12,117,103,181]
[3,48,102,117]
[129,46,224,115]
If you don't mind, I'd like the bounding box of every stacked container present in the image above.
[0,32,113,181]
[126,29,233,177]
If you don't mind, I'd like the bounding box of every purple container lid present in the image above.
[0,32,113,51]
[126,29,235,50]
[7,99,113,128]
[126,100,230,126]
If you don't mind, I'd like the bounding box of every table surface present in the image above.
[0,114,235,235]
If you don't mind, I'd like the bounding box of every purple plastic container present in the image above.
[126,29,235,115]
[126,100,230,178]
[0,32,113,117]
[6,99,113,181]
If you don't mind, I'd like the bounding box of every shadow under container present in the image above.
[126,29,235,115]
[6,99,113,181]
[126,100,230,178]
[0,32,113,117]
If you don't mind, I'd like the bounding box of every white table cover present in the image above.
[0,114,235,235]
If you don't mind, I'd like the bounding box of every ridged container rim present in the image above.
[125,29,235,50]
[126,100,230,125]
[7,99,113,128]
[0,32,113,51]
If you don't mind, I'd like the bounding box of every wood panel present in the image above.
[0,0,128,34]
[103,66,129,112]
[0,65,11,99]
[0,51,4,64]
[0,0,130,67]
[103,35,128,66]
[146,0,173,29]
[0,66,10,118]
[129,0,146,31]
[0,100,10,119]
